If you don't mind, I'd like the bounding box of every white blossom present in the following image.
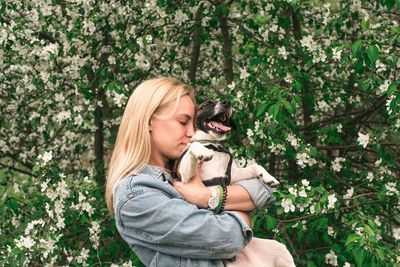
[366,172,374,181]
[281,198,295,213]
[327,193,337,209]
[278,46,289,60]
[374,216,382,227]
[287,134,299,148]
[298,189,307,198]
[393,227,400,240]
[343,187,354,199]
[327,226,336,237]
[376,80,390,95]
[331,157,345,172]
[325,250,338,266]
[40,151,53,165]
[239,68,250,80]
[288,187,297,196]
[357,132,369,148]
[55,110,72,124]
[337,124,343,133]
[385,182,398,196]
[15,236,36,249]
[332,47,342,61]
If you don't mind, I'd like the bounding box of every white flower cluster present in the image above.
[327,226,336,237]
[331,157,345,172]
[357,132,369,148]
[89,221,101,249]
[325,250,338,266]
[281,179,312,213]
[376,80,390,95]
[111,260,133,267]
[343,187,354,200]
[332,47,342,61]
[268,142,286,155]
[71,191,94,216]
[296,148,317,168]
[327,193,337,209]
[38,151,53,165]
[393,227,400,240]
[287,133,299,148]
[300,35,327,63]
[42,177,70,230]
[278,46,289,60]
[385,182,398,196]
[386,94,395,115]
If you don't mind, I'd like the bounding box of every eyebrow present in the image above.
[176,114,192,120]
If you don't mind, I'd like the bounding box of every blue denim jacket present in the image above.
[113,165,275,267]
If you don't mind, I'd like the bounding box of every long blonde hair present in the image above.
[105,77,195,213]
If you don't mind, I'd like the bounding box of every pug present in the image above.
[175,100,279,188]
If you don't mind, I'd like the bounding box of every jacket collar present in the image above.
[138,164,175,184]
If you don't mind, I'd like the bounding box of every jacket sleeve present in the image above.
[235,178,276,210]
[117,188,253,260]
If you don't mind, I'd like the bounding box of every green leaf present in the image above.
[366,45,379,65]
[265,215,277,230]
[268,104,280,120]
[345,233,361,246]
[352,40,362,58]
[361,18,371,30]
[385,0,396,10]
[376,248,385,261]
[256,102,269,118]
[387,81,398,95]
[353,247,366,267]
[283,101,296,114]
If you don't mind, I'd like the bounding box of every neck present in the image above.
[148,157,170,170]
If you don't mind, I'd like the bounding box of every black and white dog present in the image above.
[174,101,296,267]
[175,100,279,188]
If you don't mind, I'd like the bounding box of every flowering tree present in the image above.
[1,0,399,266]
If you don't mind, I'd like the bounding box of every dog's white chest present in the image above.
[200,151,231,181]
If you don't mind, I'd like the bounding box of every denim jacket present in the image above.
[113,165,275,267]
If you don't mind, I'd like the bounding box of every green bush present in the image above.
[1,0,399,266]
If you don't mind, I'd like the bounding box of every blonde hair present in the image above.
[105,77,195,213]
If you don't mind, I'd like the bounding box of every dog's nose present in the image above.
[221,101,230,107]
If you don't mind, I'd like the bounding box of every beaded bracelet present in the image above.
[220,185,227,212]
[215,185,227,214]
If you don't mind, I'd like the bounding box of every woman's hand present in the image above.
[173,162,210,208]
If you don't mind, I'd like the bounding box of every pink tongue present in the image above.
[210,121,231,131]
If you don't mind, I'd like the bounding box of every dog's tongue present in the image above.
[210,121,231,132]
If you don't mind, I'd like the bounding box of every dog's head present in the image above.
[195,100,235,140]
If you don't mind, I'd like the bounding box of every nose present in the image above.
[220,100,231,107]
[186,122,195,138]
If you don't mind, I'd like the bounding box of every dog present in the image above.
[174,100,295,267]
[175,100,279,188]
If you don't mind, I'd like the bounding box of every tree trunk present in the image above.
[188,4,204,84]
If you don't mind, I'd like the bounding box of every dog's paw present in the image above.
[190,142,214,161]
[256,165,280,187]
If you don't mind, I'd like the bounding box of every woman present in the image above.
[105,77,294,266]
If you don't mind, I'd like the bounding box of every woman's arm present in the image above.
[173,179,256,211]
[173,164,275,212]
[116,183,252,260]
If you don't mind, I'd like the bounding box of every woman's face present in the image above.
[149,95,195,168]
